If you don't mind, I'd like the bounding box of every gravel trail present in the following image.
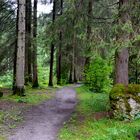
[8,87,77,140]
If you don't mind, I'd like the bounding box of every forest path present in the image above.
[8,86,77,140]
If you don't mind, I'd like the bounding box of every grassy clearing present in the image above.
[59,86,140,140]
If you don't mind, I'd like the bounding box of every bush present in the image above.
[85,56,112,93]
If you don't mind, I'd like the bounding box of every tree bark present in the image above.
[57,0,63,85]
[14,0,26,96]
[85,0,93,68]
[32,0,39,88]
[57,32,62,85]
[115,48,129,85]
[115,0,130,85]
[13,1,19,92]
[48,0,56,86]
[69,29,76,84]
[25,0,32,84]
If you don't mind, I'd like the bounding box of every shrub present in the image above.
[85,56,112,93]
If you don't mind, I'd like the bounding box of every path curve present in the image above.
[8,87,77,140]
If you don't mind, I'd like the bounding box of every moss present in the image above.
[110,84,140,100]
[127,84,140,95]
[110,84,126,100]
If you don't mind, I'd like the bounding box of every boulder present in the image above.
[110,84,140,121]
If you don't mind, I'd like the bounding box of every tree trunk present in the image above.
[32,0,39,88]
[48,0,56,86]
[69,30,75,84]
[115,0,130,85]
[85,0,93,68]
[57,32,62,85]
[69,61,73,83]
[57,0,63,85]
[13,1,19,92]
[14,0,26,96]
[25,0,32,84]
[115,48,129,85]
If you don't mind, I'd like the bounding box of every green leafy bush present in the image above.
[85,56,112,93]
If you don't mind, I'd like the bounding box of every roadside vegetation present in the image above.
[59,86,140,140]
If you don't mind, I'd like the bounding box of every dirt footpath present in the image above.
[8,87,77,140]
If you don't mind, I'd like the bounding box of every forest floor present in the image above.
[7,86,77,140]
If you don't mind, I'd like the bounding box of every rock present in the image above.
[110,84,140,121]
[129,98,140,119]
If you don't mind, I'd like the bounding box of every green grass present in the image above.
[2,87,55,105]
[76,86,110,114]
[0,136,6,140]
[59,86,140,140]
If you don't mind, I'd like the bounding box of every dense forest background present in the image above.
[1,0,140,94]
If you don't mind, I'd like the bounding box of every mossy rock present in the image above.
[110,84,140,121]
[0,92,3,98]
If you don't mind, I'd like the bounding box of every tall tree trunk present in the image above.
[115,0,130,85]
[85,0,93,68]
[32,0,39,88]
[57,0,63,85]
[13,1,19,92]
[115,48,129,85]
[14,0,26,96]
[69,30,75,84]
[69,61,73,83]
[48,0,56,86]
[57,32,62,85]
[25,0,32,84]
